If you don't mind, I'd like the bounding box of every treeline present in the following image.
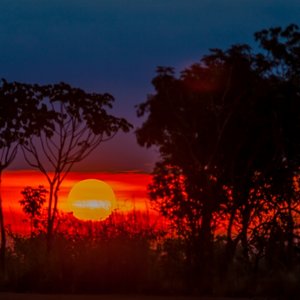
[2,206,299,297]
[4,211,164,294]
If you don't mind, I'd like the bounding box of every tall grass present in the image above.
[1,210,300,297]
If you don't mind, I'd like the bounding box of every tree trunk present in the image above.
[0,170,6,276]
[46,181,60,252]
[52,184,59,227]
[222,206,239,276]
[286,197,295,268]
[198,202,214,293]
[46,183,54,252]
[241,203,250,263]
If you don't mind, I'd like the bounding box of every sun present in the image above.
[67,179,116,221]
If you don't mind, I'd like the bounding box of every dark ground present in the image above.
[0,294,268,300]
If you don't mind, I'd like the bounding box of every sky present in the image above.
[3,170,152,233]
[1,0,300,172]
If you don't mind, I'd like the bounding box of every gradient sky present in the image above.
[3,170,152,233]
[1,0,300,172]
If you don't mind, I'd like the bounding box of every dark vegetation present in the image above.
[0,24,300,297]
[5,211,163,294]
[0,81,132,270]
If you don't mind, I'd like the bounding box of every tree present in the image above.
[19,185,48,236]
[0,80,55,273]
[136,24,300,288]
[136,45,261,288]
[246,24,300,269]
[148,162,208,288]
[220,24,300,268]
[21,82,132,248]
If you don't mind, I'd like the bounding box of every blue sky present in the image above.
[1,0,300,171]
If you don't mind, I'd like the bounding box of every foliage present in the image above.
[136,23,300,291]
[2,216,300,297]
[19,186,47,219]
[19,186,48,235]
[0,80,56,274]
[3,212,165,294]
[20,82,132,247]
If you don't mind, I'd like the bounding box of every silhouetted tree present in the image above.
[148,162,208,288]
[136,24,300,288]
[227,24,300,268]
[0,80,55,274]
[21,82,132,249]
[19,185,47,236]
[136,45,261,289]
[199,26,300,281]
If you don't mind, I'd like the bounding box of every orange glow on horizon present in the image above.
[1,170,152,234]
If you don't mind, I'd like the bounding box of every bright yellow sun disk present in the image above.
[67,179,116,221]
